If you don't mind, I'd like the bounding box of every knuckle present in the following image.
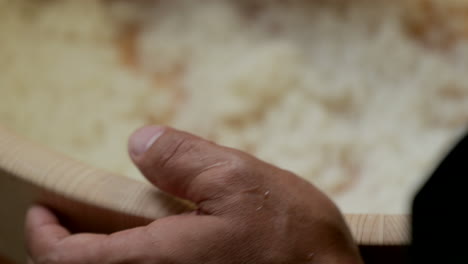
[34,243,78,264]
[226,153,252,174]
[36,252,65,264]
[187,153,256,200]
[153,136,196,170]
[147,244,179,264]
[154,252,178,264]
[217,153,253,183]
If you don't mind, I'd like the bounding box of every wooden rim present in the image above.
[0,126,410,246]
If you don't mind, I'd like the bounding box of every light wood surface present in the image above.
[0,126,410,263]
[345,214,410,245]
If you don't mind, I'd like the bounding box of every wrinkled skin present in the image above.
[25,126,363,264]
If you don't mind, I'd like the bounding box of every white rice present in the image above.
[1,0,468,213]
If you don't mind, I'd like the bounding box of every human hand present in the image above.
[25,126,363,264]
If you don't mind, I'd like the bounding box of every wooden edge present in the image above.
[345,214,410,245]
[0,126,192,220]
[0,127,411,246]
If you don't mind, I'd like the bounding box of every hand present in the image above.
[25,126,363,264]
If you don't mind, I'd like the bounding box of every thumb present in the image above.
[128,126,266,207]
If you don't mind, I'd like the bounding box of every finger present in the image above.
[28,210,227,263]
[25,205,110,263]
[25,205,71,257]
[142,215,232,263]
[79,216,228,263]
[25,204,139,263]
[128,126,269,206]
[46,229,140,263]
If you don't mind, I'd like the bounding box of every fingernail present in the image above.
[129,126,165,157]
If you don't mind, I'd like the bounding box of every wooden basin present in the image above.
[0,127,410,263]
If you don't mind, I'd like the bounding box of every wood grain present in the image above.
[0,126,191,262]
[345,214,410,245]
[0,126,410,263]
